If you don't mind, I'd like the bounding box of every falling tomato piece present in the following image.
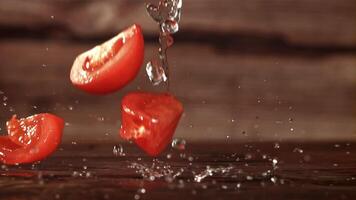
[0,113,64,165]
[120,92,183,156]
[70,24,144,94]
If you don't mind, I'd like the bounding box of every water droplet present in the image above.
[113,144,126,157]
[272,158,278,166]
[171,138,186,150]
[97,117,105,122]
[146,60,167,85]
[72,171,79,177]
[161,19,179,34]
[244,154,252,160]
[274,143,280,149]
[146,3,161,22]
[149,175,155,181]
[271,177,277,184]
[159,33,174,49]
[139,188,146,194]
[85,172,91,177]
[134,194,140,200]
[293,148,304,154]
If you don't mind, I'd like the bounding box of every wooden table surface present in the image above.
[1,142,356,200]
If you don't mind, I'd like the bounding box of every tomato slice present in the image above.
[0,113,64,165]
[70,24,144,94]
[120,92,183,156]
[6,115,40,146]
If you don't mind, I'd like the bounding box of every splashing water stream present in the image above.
[145,0,183,89]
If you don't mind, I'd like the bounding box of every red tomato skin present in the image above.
[0,113,64,165]
[120,92,183,156]
[70,24,144,95]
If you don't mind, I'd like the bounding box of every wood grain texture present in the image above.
[0,0,355,46]
[1,142,356,200]
[0,39,355,142]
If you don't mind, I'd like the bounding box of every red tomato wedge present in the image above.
[70,24,144,94]
[0,113,64,165]
[120,92,183,156]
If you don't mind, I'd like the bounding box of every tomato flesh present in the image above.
[120,92,183,156]
[70,24,144,94]
[7,115,40,146]
[0,113,64,165]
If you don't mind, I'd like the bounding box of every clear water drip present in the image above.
[145,0,183,88]
[146,59,167,85]
[171,138,186,150]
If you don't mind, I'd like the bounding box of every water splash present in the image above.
[145,0,183,88]
[128,159,184,181]
[193,166,233,183]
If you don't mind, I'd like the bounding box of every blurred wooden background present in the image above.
[0,0,355,143]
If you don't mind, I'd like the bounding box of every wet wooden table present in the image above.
[1,142,356,200]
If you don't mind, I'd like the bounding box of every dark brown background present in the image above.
[0,0,355,143]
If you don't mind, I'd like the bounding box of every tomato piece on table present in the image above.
[0,113,64,165]
[120,92,184,156]
[70,24,144,94]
